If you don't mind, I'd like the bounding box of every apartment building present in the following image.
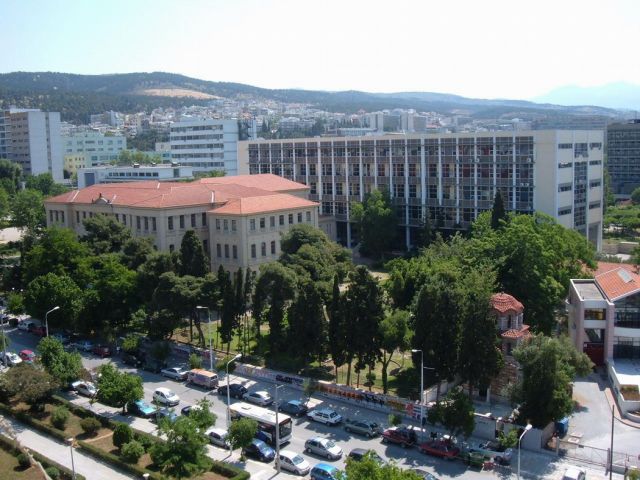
[0,109,63,181]
[62,131,127,168]
[44,174,318,272]
[169,118,256,176]
[239,130,604,250]
[606,120,640,197]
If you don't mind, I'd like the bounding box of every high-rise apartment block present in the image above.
[606,120,640,196]
[62,131,127,173]
[0,109,63,181]
[239,130,604,250]
[169,118,256,176]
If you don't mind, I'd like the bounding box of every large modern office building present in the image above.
[62,131,127,170]
[606,120,640,197]
[0,109,63,181]
[169,118,256,176]
[239,130,604,250]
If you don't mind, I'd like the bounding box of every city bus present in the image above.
[229,402,292,446]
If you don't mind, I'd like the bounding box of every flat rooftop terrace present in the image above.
[573,280,605,301]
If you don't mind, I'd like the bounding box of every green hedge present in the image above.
[211,460,251,480]
[77,440,167,480]
[0,433,86,480]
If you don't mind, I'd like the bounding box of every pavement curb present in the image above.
[604,387,640,430]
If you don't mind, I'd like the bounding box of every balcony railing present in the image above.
[615,319,640,329]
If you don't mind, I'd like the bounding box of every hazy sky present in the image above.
[2,0,639,100]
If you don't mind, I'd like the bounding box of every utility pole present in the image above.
[610,403,614,480]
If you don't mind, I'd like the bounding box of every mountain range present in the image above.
[0,71,631,124]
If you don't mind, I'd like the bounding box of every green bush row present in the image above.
[0,432,85,480]
[77,439,167,480]
[211,461,251,480]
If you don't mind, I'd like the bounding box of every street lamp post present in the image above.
[411,349,434,440]
[45,306,60,337]
[226,353,242,453]
[517,424,533,480]
[274,384,284,474]
[66,438,76,480]
[196,306,213,372]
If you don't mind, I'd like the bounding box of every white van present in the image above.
[187,369,219,389]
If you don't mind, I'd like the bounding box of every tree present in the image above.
[81,214,132,254]
[25,173,68,197]
[121,237,154,269]
[179,230,209,277]
[24,273,83,330]
[631,186,640,205]
[490,191,507,229]
[415,215,433,249]
[218,266,235,348]
[287,279,328,364]
[11,189,45,232]
[253,262,297,354]
[0,188,9,223]
[427,387,475,439]
[137,251,179,303]
[0,159,22,193]
[342,453,422,480]
[37,337,83,386]
[328,275,348,378]
[379,310,412,394]
[3,363,58,407]
[150,415,212,478]
[351,189,398,259]
[96,364,143,414]
[227,418,258,459]
[113,423,133,449]
[188,398,217,432]
[512,335,592,428]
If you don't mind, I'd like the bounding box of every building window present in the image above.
[202,213,207,226]
[306,211,311,222]
[179,215,185,229]
[76,211,80,223]
[168,216,174,230]
[251,244,256,258]
[261,242,267,256]
[270,216,275,227]
[191,214,196,228]
[232,245,237,259]
[250,219,256,231]
[224,244,229,258]
[152,217,156,231]
[144,217,149,230]
[169,244,174,253]
[135,216,140,229]
[271,240,276,255]
[297,212,302,223]
[279,215,284,226]
[224,219,228,231]
[216,244,222,258]
[288,213,294,224]
[231,220,237,231]
[216,219,220,230]
[83,211,87,219]
[123,215,127,225]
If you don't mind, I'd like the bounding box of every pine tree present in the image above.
[179,230,209,277]
[491,191,507,230]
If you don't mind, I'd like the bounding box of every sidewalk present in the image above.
[0,415,135,480]
[604,387,640,429]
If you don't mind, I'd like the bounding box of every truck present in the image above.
[187,368,219,389]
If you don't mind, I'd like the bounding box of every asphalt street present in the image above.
[3,327,628,479]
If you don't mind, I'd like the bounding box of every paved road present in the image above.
[4,327,627,479]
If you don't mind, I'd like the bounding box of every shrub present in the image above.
[189,353,202,370]
[134,432,154,451]
[121,440,144,464]
[17,452,31,468]
[388,413,402,426]
[80,417,101,435]
[113,423,133,449]
[45,466,60,479]
[51,406,70,430]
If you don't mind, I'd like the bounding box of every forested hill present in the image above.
[0,71,620,124]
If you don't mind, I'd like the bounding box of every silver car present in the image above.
[160,366,189,381]
[304,436,343,460]
[242,390,273,406]
[206,427,230,448]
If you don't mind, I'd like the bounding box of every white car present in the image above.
[307,408,343,425]
[562,467,586,480]
[0,351,22,367]
[153,387,180,406]
[242,390,273,406]
[71,380,97,398]
[17,320,35,331]
[160,366,189,381]
[206,427,230,448]
[276,450,311,475]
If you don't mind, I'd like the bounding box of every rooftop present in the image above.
[573,280,606,301]
[491,293,524,314]
[595,267,640,302]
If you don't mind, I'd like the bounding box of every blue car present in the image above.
[243,439,275,462]
[154,408,178,424]
[127,399,158,418]
[310,463,342,480]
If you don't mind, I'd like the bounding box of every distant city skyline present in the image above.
[2,0,639,102]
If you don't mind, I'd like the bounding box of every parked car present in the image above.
[206,427,230,448]
[242,390,273,406]
[409,469,439,480]
[347,448,385,465]
[122,351,143,367]
[153,387,180,406]
[154,408,178,423]
[276,450,311,476]
[19,349,36,363]
[180,404,205,416]
[161,366,189,381]
[73,340,94,352]
[381,425,418,448]
[476,440,513,464]
[217,383,248,399]
[310,463,342,480]
[562,467,586,480]
[344,418,383,437]
[127,399,158,418]
[307,408,342,426]
[17,320,35,331]
[70,380,97,398]
[92,345,111,358]
[50,332,70,344]
[278,399,308,417]
[418,440,460,460]
[29,325,46,337]
[243,439,275,462]
[304,436,343,460]
[142,358,167,373]
[0,351,22,367]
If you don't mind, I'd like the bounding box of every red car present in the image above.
[419,440,460,460]
[92,345,112,358]
[381,426,418,448]
[19,349,36,363]
[29,325,47,337]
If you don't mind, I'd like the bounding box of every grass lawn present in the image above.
[0,446,45,480]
